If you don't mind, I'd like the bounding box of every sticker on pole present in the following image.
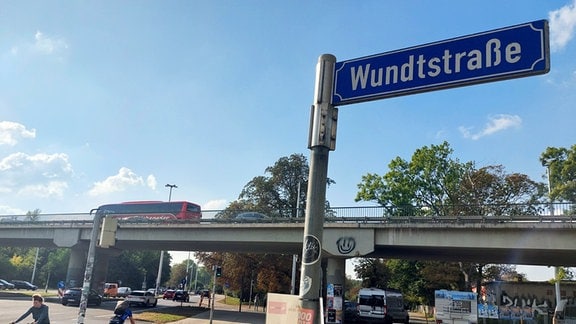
[302,235,321,265]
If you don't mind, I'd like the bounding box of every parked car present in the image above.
[117,287,132,297]
[0,279,15,289]
[357,288,409,324]
[173,290,190,302]
[343,300,359,323]
[61,288,102,306]
[234,212,270,222]
[126,290,157,307]
[104,282,119,297]
[147,288,158,295]
[11,280,37,290]
[163,289,175,300]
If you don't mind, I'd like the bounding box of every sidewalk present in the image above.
[170,295,430,324]
[171,296,265,324]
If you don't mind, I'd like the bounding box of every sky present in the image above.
[1,1,575,282]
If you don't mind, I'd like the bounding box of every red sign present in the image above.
[298,308,315,324]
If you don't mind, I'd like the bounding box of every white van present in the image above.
[357,287,409,324]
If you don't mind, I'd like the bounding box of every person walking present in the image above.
[10,294,50,324]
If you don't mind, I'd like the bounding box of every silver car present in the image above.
[126,290,157,307]
[234,212,270,222]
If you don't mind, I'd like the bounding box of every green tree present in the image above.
[354,142,545,305]
[40,248,70,288]
[356,142,544,217]
[457,165,545,216]
[238,153,334,218]
[354,258,390,288]
[355,142,473,216]
[106,250,170,290]
[195,251,293,298]
[482,264,526,281]
[540,145,576,203]
[25,208,41,221]
[202,153,334,299]
[166,259,207,291]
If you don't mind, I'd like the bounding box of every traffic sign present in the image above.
[332,20,549,105]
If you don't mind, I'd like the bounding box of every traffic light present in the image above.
[215,266,222,277]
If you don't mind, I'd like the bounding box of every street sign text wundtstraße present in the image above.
[332,20,549,105]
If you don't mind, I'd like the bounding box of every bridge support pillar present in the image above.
[325,257,346,324]
[66,244,118,292]
[66,244,88,287]
[92,249,112,294]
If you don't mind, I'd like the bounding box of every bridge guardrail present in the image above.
[0,202,574,225]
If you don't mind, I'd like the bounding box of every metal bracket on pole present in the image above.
[308,55,338,151]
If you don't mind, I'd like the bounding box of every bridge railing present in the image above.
[0,202,574,224]
[324,202,576,223]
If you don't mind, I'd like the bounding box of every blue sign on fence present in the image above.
[332,20,549,106]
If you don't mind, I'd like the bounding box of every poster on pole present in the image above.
[266,293,318,324]
[435,290,478,324]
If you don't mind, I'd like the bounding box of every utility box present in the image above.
[99,217,118,248]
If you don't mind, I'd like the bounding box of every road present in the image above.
[1,294,212,323]
[1,293,429,324]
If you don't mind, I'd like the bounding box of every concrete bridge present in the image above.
[1,208,576,290]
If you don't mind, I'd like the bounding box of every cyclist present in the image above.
[10,294,50,324]
[109,300,136,324]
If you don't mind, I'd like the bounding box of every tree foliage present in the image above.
[200,154,332,298]
[355,142,473,216]
[237,153,334,218]
[540,145,576,203]
[106,250,171,290]
[195,251,295,299]
[353,142,544,305]
[0,209,72,288]
[356,141,545,217]
[166,259,211,291]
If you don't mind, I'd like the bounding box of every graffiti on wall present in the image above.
[496,290,552,318]
[481,285,555,319]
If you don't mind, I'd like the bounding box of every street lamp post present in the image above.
[165,184,177,202]
[544,160,562,311]
[155,184,178,295]
[546,164,555,217]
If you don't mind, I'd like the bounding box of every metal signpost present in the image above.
[301,20,549,324]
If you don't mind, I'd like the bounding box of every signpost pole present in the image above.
[76,209,104,324]
[299,53,337,324]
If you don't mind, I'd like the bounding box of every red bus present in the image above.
[96,201,202,221]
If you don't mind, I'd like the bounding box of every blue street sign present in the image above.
[332,20,549,105]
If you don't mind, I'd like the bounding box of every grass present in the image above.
[134,295,245,323]
[134,305,209,323]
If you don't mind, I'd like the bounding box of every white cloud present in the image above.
[549,0,576,52]
[146,174,157,190]
[88,167,151,196]
[9,31,68,58]
[0,121,36,146]
[33,31,68,55]
[19,181,68,198]
[0,152,73,197]
[0,204,26,215]
[203,199,227,210]
[459,114,522,140]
